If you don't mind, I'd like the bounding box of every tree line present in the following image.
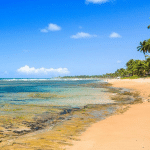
[62,23,150,79]
[62,57,150,79]
[104,23,150,78]
[99,58,150,78]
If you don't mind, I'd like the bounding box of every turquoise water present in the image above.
[0,79,112,107]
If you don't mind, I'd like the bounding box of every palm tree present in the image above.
[135,60,146,76]
[145,58,150,75]
[137,23,150,55]
[137,39,150,54]
[126,59,136,76]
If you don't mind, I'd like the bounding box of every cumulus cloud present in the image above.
[71,32,97,39]
[40,23,61,33]
[17,65,70,75]
[48,23,61,31]
[86,0,109,4]
[109,32,122,38]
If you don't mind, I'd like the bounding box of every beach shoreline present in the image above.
[67,78,150,150]
[0,79,120,149]
[107,78,150,100]
[0,78,150,149]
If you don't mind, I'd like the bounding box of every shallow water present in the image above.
[0,79,112,107]
[0,79,118,149]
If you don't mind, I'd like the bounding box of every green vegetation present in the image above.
[62,58,150,79]
[137,39,150,54]
[137,24,150,54]
[62,22,150,79]
[122,75,139,79]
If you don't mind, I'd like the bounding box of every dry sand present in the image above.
[67,78,150,150]
[108,78,150,100]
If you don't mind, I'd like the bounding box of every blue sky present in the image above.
[0,0,150,78]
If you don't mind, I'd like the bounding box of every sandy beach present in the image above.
[108,78,150,100]
[67,78,150,150]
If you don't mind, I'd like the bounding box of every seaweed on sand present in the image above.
[27,92,67,99]
[0,82,144,150]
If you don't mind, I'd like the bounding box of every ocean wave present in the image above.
[0,79,52,81]
[0,78,100,81]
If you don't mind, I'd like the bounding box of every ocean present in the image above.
[0,78,112,107]
[0,78,118,149]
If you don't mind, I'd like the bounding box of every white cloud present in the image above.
[17,65,70,75]
[71,32,97,39]
[117,60,121,64]
[109,32,122,38]
[40,23,61,33]
[40,29,48,33]
[48,23,61,31]
[86,0,109,4]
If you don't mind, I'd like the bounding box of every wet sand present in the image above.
[67,78,150,150]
